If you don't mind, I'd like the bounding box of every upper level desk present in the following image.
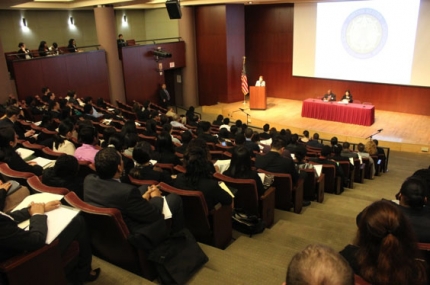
[301,99,375,126]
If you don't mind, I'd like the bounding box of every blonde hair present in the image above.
[364,140,377,155]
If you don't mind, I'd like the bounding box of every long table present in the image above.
[301,98,375,126]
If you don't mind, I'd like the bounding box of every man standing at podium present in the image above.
[159,83,170,109]
[255,75,266,87]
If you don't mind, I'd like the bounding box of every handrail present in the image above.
[134,37,182,45]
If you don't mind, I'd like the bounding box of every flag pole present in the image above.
[241,56,248,104]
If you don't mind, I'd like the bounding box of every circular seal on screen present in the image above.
[341,8,388,59]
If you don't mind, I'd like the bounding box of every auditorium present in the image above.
[0,0,429,284]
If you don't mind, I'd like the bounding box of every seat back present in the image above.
[27,176,69,195]
[157,183,212,244]
[21,141,45,158]
[309,163,340,194]
[213,173,259,214]
[337,161,353,188]
[41,147,66,160]
[128,175,159,187]
[0,163,34,187]
[300,168,325,203]
[64,192,156,279]
[154,163,174,174]
[354,159,365,183]
[77,160,96,181]
[0,239,67,285]
[362,157,373,179]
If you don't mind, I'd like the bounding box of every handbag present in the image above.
[148,228,208,285]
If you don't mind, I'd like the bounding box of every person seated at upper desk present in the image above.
[322,89,336,102]
[17,42,32,59]
[341,90,353,103]
[67,38,78,53]
[255,75,266,87]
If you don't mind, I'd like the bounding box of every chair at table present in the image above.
[213,172,275,227]
[258,169,304,214]
[0,239,79,285]
[0,163,35,188]
[63,192,157,280]
[27,176,69,195]
[158,182,232,249]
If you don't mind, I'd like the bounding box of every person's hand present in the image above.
[24,130,35,137]
[0,181,11,192]
[44,200,61,212]
[214,165,221,173]
[150,188,162,198]
[29,202,45,215]
[27,161,38,166]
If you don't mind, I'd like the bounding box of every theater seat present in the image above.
[213,172,275,228]
[128,175,159,187]
[257,169,304,214]
[63,192,157,280]
[0,239,78,285]
[158,182,232,249]
[27,176,69,195]
[0,163,34,188]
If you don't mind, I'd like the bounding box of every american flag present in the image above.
[241,56,249,95]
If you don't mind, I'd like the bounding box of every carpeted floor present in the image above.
[89,137,430,284]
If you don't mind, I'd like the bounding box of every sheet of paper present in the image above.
[349,157,354,165]
[218,181,235,198]
[162,196,172,219]
[258,173,266,183]
[13,193,64,211]
[313,164,323,178]
[16,148,35,160]
[29,157,55,168]
[214,159,231,174]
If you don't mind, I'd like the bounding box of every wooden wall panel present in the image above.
[13,50,110,101]
[245,4,430,116]
[121,41,185,105]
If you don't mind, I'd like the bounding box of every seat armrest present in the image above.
[260,185,275,200]
[293,178,304,214]
[210,205,232,249]
[259,186,275,228]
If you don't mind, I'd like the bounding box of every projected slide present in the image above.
[293,0,428,87]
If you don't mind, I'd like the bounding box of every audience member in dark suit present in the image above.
[259,124,271,140]
[309,145,345,191]
[306,133,324,149]
[143,119,158,137]
[129,142,173,185]
[243,128,260,154]
[0,127,43,176]
[255,135,299,184]
[332,144,353,166]
[117,34,126,48]
[174,145,232,210]
[175,131,192,155]
[393,176,430,242]
[17,42,32,59]
[153,132,181,166]
[197,121,219,144]
[212,115,223,126]
[286,133,301,154]
[42,154,84,198]
[299,130,310,143]
[0,106,35,141]
[107,133,134,184]
[217,128,234,147]
[340,200,426,285]
[0,186,100,283]
[67,38,78,53]
[159,84,170,109]
[84,148,184,249]
[341,142,358,158]
[224,146,265,196]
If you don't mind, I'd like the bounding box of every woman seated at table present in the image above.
[341,90,353,103]
[223,146,265,196]
[0,127,43,176]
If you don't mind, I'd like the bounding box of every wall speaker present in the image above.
[165,0,182,19]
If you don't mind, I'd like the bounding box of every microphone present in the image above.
[239,108,244,111]
[378,129,383,132]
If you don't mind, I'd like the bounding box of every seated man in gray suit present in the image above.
[83,148,184,250]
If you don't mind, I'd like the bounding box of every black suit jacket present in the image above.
[1,149,43,176]
[198,133,219,144]
[0,118,26,141]
[255,151,299,184]
[0,204,47,262]
[306,140,324,149]
[244,140,260,154]
[83,174,167,247]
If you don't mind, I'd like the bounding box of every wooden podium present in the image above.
[249,86,266,110]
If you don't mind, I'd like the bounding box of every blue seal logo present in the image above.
[341,8,388,59]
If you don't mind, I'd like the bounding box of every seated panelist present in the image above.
[322,89,336,102]
[341,90,353,103]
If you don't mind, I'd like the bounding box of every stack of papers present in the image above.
[16,148,35,160]
[30,157,55,169]
[214,160,231,174]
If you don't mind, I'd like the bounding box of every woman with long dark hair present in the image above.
[38,40,49,57]
[223,146,265,196]
[52,121,75,155]
[340,200,427,285]
[174,145,232,210]
[152,131,181,165]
